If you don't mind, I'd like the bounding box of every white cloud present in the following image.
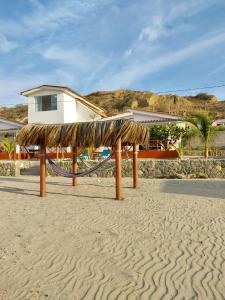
[97,31,225,90]
[23,0,113,33]
[139,15,165,42]
[0,33,17,53]
[41,45,105,73]
[208,62,225,76]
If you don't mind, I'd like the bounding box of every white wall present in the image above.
[63,93,77,123]
[27,89,101,124]
[28,89,65,124]
[76,101,101,122]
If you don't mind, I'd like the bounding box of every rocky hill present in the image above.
[0,90,225,123]
[86,90,224,118]
[0,105,28,124]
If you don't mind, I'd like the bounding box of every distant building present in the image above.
[102,109,183,125]
[0,118,24,137]
[213,119,225,126]
[21,84,106,124]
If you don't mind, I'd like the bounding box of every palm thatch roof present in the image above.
[16,120,149,147]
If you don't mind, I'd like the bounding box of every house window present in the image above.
[35,95,58,112]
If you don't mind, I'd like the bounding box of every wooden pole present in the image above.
[40,143,46,197]
[133,143,139,188]
[56,147,59,159]
[13,135,16,161]
[115,137,123,200]
[72,146,78,186]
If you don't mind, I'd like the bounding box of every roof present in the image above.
[127,109,182,120]
[0,128,21,135]
[102,109,183,122]
[21,84,106,118]
[16,120,149,147]
[0,117,24,127]
[139,118,183,125]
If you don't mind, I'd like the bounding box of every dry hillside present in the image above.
[86,90,225,118]
[0,105,28,124]
[1,90,225,123]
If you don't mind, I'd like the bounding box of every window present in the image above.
[35,95,58,112]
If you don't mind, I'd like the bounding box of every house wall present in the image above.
[76,101,101,122]
[27,89,101,124]
[63,93,77,123]
[28,89,65,124]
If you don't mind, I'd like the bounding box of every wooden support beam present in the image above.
[13,135,17,161]
[72,146,78,186]
[133,143,139,188]
[115,137,123,200]
[40,143,46,198]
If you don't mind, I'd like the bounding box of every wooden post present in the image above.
[133,143,139,188]
[56,147,59,159]
[40,143,46,197]
[13,135,17,161]
[115,137,123,200]
[72,146,78,186]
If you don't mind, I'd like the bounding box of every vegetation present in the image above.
[0,137,15,159]
[150,124,185,143]
[186,113,216,158]
[149,124,197,157]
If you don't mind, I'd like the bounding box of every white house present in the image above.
[101,109,183,124]
[21,84,106,124]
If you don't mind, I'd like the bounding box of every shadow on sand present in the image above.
[161,179,225,200]
[0,184,115,201]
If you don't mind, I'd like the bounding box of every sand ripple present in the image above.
[0,177,225,299]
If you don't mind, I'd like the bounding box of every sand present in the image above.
[0,176,225,299]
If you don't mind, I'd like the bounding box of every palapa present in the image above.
[17,119,148,200]
[16,120,149,147]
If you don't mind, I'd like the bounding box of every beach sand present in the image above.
[0,176,225,299]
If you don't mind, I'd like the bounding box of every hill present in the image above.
[0,90,225,123]
[0,105,28,123]
[86,90,225,118]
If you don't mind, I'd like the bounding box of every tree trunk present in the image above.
[204,140,209,158]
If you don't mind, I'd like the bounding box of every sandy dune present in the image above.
[0,176,225,299]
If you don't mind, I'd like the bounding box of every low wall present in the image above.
[46,158,225,179]
[0,161,20,176]
[1,159,225,178]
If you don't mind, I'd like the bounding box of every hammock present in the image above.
[47,153,112,178]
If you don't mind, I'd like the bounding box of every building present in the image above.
[21,84,106,124]
[0,118,24,137]
[213,119,225,126]
[0,118,24,159]
[102,109,183,125]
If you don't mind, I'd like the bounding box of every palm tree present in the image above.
[186,112,215,158]
[0,137,15,160]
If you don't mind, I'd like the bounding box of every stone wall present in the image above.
[0,161,19,176]
[46,158,225,179]
[1,159,225,178]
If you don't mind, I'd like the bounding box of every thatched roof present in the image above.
[16,120,149,147]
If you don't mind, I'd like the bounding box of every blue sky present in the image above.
[0,0,225,106]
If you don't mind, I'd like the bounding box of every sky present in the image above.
[0,0,225,106]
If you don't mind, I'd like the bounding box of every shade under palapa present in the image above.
[16,120,149,147]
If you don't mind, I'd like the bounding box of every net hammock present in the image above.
[47,153,113,178]
[47,145,133,178]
